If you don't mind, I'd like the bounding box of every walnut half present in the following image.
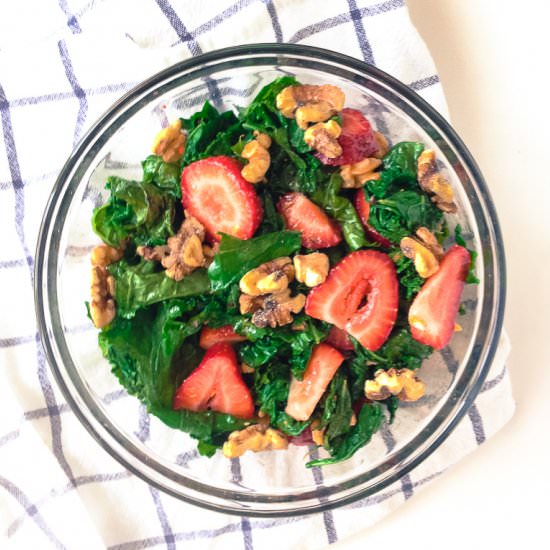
[239,289,306,329]
[239,257,295,296]
[417,149,457,213]
[400,226,444,279]
[89,244,122,328]
[222,424,288,458]
[303,120,342,158]
[137,215,209,281]
[365,368,425,402]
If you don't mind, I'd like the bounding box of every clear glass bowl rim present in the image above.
[34,43,506,517]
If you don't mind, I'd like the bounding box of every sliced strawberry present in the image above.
[305,250,398,351]
[173,342,254,419]
[199,325,247,350]
[325,326,355,351]
[181,156,262,241]
[285,343,344,421]
[353,189,392,248]
[409,245,470,349]
[316,108,378,166]
[277,192,342,249]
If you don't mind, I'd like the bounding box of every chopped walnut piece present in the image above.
[91,244,123,268]
[241,131,272,184]
[136,245,170,262]
[304,120,342,158]
[161,216,207,280]
[222,424,288,458]
[417,149,457,213]
[241,362,255,374]
[239,257,295,296]
[152,119,186,163]
[239,289,306,328]
[340,157,382,188]
[90,265,116,328]
[365,368,425,402]
[276,84,345,129]
[400,226,444,278]
[293,252,329,287]
[89,244,122,328]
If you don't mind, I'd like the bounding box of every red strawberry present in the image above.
[354,189,393,247]
[181,156,262,241]
[316,108,378,166]
[409,245,470,349]
[325,326,355,351]
[199,325,247,350]
[277,192,342,249]
[305,250,398,351]
[173,343,254,419]
[285,343,344,421]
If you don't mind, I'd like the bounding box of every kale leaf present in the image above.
[207,230,301,292]
[306,402,383,467]
[141,155,181,198]
[312,173,368,250]
[92,176,176,247]
[109,259,211,318]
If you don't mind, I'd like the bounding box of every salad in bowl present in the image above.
[88,76,477,469]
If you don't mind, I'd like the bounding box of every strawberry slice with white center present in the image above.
[199,325,247,350]
[181,156,263,241]
[316,108,378,166]
[409,245,470,349]
[173,342,254,419]
[305,250,399,351]
[285,343,344,421]
[277,192,342,249]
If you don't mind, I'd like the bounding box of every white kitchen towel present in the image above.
[0,1,514,548]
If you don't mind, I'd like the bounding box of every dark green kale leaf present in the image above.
[109,259,211,318]
[181,101,241,165]
[319,372,353,442]
[252,360,310,436]
[306,402,383,467]
[368,189,443,244]
[207,230,301,292]
[366,141,425,199]
[235,315,330,379]
[312,173,368,251]
[92,176,176,247]
[141,155,181,198]
[390,247,424,300]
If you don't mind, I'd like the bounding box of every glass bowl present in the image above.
[34,44,505,516]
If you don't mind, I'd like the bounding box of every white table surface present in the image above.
[336,1,550,547]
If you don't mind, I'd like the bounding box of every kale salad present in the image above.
[88,77,476,467]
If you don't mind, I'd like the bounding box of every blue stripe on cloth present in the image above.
[9,82,137,108]
[153,0,222,106]
[7,472,132,537]
[230,459,255,550]
[0,334,36,348]
[136,403,151,442]
[154,0,202,56]
[347,0,375,64]
[409,74,440,91]
[0,474,67,549]
[380,425,414,500]
[0,429,20,447]
[57,40,88,145]
[149,487,176,550]
[0,257,30,268]
[308,446,338,544]
[289,0,404,43]
[58,0,82,33]
[263,0,283,42]
[481,365,507,392]
[467,403,486,445]
[167,0,258,47]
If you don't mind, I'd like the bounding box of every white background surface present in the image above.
[336,1,550,547]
